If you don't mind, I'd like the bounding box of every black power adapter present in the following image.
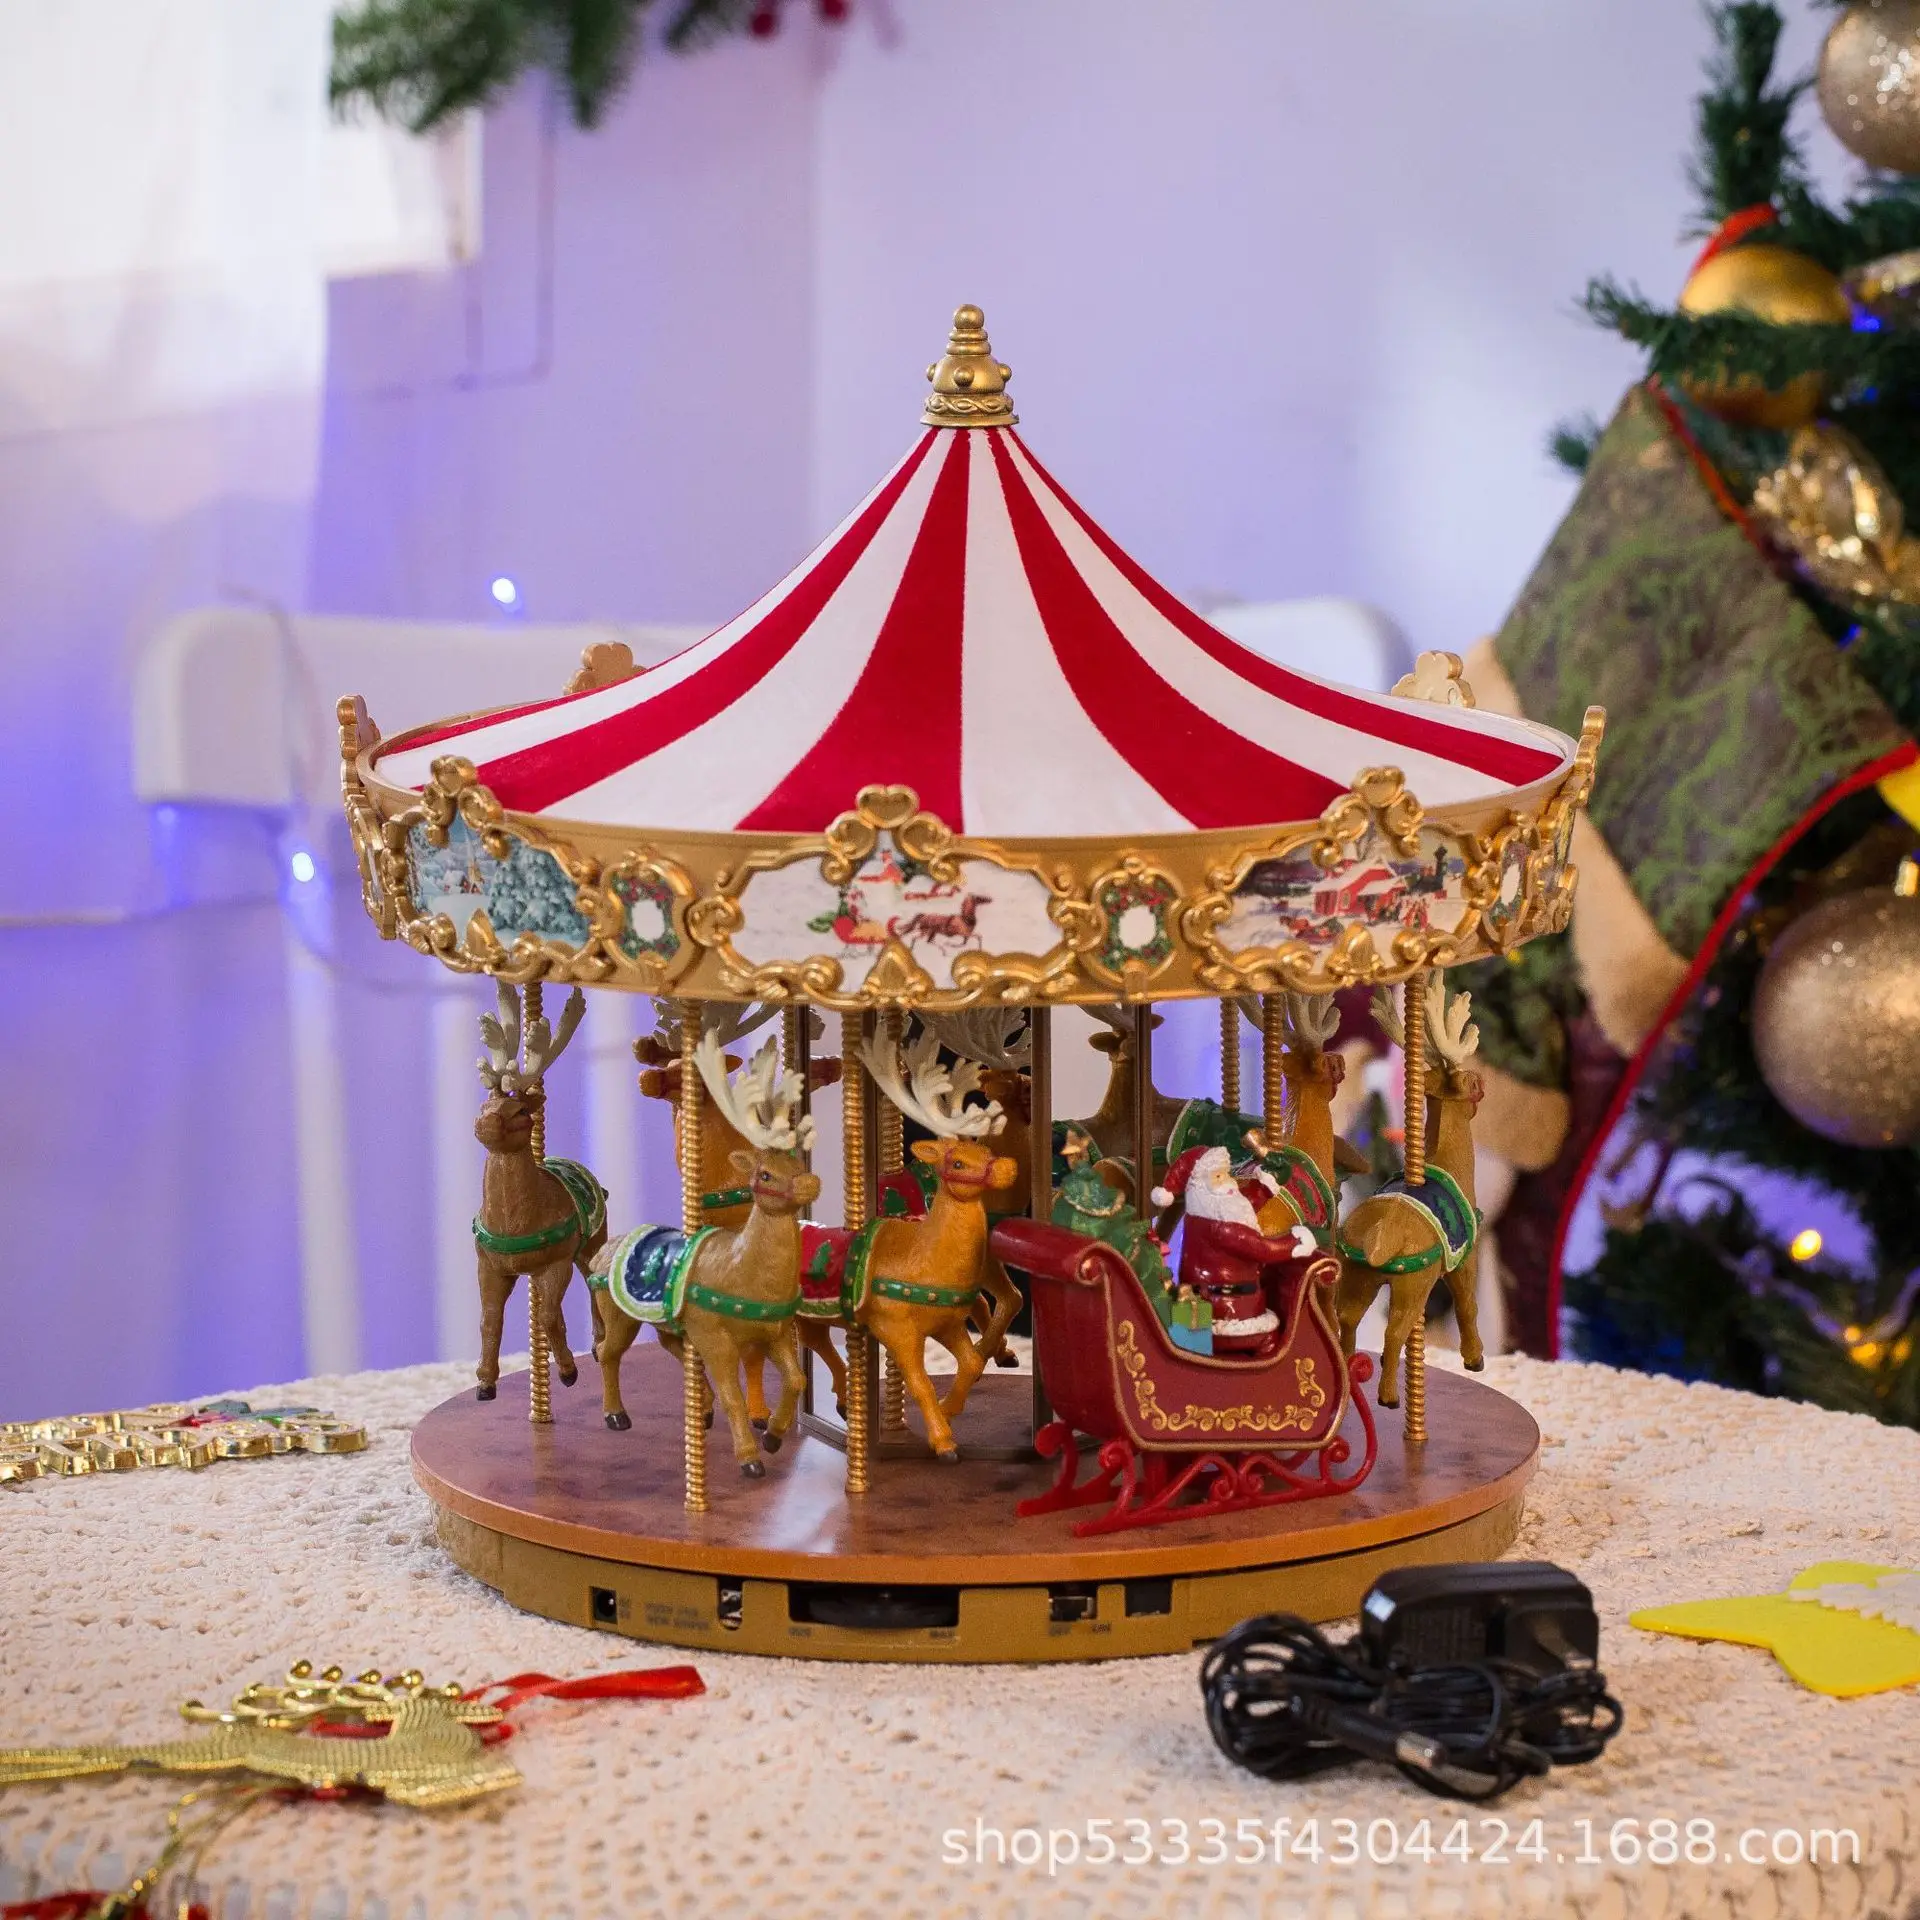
[1202,1562,1622,1802]
[1360,1562,1601,1680]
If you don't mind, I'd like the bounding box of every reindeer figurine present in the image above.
[635,1001,842,1424]
[1243,993,1350,1250]
[588,1033,820,1474]
[852,1031,1020,1461]
[919,1008,1034,1214]
[1334,977,1486,1406]
[916,1009,1032,1371]
[471,984,606,1403]
[1075,1005,1187,1173]
[634,1003,814,1229]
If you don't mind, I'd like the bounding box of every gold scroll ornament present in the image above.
[0,1399,367,1486]
[0,1660,517,1811]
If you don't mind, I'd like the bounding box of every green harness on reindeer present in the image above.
[587,1221,802,1333]
[795,1218,981,1317]
[1336,1165,1480,1275]
[471,1158,607,1258]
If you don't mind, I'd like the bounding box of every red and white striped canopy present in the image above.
[376,426,1572,836]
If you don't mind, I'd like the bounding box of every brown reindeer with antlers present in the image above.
[471,983,606,1403]
[589,1032,820,1473]
[633,1002,842,1422]
[1076,1005,1187,1171]
[919,1007,1035,1213]
[634,1004,816,1228]
[1245,994,1351,1250]
[853,1031,1020,1460]
[1334,977,1486,1406]
[919,1008,1033,1370]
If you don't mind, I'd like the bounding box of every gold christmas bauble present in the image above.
[1819,0,1920,174]
[1677,244,1853,429]
[1751,888,1920,1147]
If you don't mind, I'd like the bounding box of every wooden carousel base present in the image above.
[412,1345,1539,1663]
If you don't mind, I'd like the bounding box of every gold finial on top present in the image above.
[922,304,1016,429]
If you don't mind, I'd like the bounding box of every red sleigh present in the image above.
[990,1221,1378,1536]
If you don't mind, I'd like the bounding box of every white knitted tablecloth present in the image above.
[2,1352,1916,1920]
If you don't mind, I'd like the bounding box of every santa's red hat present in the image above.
[1151,1144,1223,1210]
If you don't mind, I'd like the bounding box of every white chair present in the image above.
[132,608,699,1375]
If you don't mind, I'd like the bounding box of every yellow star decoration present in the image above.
[1632,1561,1920,1698]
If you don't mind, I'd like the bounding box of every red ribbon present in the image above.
[1689,202,1779,274]
[3,1902,206,1920]
[305,1664,704,1744]
[466,1666,706,1713]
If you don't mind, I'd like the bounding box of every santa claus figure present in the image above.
[1152,1145,1315,1358]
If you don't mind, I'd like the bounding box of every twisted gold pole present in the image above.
[1402,974,1428,1187]
[783,1002,812,1207]
[842,1011,873,1494]
[877,1009,907,1433]
[783,1001,816,1418]
[1402,971,1429,1444]
[1260,994,1285,1143]
[678,999,709,1511]
[1028,1004,1054,1431]
[1220,997,1242,1114]
[1405,1318,1428,1447]
[524,980,552,1426]
[1132,1002,1155,1221]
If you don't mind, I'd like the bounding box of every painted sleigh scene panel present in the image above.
[732,847,1059,990]
[1220,828,1469,958]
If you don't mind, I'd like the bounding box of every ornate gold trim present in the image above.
[351,755,699,990]
[1177,759,1595,994]
[1182,770,1466,993]
[696,784,1099,1009]
[339,695,395,940]
[1114,1320,1326,1437]
[341,701,1604,1007]
[1084,854,1183,992]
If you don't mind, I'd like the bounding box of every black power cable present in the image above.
[1201,1614,1622,1803]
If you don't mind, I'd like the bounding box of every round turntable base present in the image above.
[412,1345,1539,1663]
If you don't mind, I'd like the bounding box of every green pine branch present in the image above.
[1546,414,1602,476]
[1774,173,1920,274]
[331,0,557,130]
[1450,937,1586,1087]
[1582,277,1920,401]
[1567,1187,1919,1425]
[1688,3,1806,228]
[560,0,648,122]
[331,0,807,131]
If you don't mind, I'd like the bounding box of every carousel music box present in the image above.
[339,306,1602,1662]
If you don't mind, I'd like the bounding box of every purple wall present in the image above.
[2,1,1866,1415]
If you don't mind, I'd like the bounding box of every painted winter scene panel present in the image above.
[407,817,591,949]
[734,847,1058,990]
[1220,828,1467,959]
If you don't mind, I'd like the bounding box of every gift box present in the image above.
[1169,1291,1213,1356]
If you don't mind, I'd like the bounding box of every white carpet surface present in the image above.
[2,1352,1916,1920]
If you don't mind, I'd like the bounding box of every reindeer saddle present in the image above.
[472,1157,607,1260]
[797,1222,881,1320]
[1338,1165,1479,1274]
[592,1224,717,1330]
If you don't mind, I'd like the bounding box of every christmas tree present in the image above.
[1465,0,1920,1427]
[330,0,849,132]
